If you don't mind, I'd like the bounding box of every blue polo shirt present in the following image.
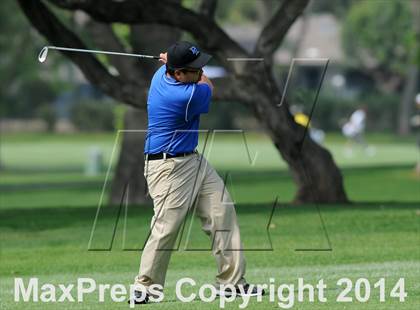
[144,65,212,155]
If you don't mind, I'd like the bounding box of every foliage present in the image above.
[191,0,279,25]
[70,100,115,131]
[313,92,400,132]
[0,79,56,118]
[0,1,70,118]
[342,0,416,74]
[198,89,400,132]
[310,0,354,18]
[36,103,57,132]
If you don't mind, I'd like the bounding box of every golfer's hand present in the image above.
[159,52,167,64]
[198,74,214,93]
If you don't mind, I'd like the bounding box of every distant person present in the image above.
[410,93,420,175]
[290,105,325,145]
[342,106,375,157]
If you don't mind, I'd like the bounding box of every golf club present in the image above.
[38,46,160,63]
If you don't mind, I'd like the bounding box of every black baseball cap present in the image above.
[167,41,212,70]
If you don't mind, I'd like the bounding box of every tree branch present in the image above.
[255,0,310,60]
[83,17,146,82]
[47,0,249,72]
[130,23,181,77]
[199,0,218,19]
[211,77,241,102]
[18,0,149,108]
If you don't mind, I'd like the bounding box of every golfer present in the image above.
[130,41,263,304]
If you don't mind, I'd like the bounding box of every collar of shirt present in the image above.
[163,72,181,85]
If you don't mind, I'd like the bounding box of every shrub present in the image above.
[36,103,57,132]
[70,100,115,131]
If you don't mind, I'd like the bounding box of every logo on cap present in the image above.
[189,46,200,56]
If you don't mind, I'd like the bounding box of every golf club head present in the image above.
[38,47,49,63]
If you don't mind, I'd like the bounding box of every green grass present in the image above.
[0,204,419,309]
[0,132,419,309]
[0,171,105,185]
[1,132,418,170]
[1,132,419,208]
[1,166,419,209]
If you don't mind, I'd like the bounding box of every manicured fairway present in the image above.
[0,204,419,309]
[0,133,419,309]
[1,132,419,208]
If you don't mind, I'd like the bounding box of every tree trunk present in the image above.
[398,67,418,135]
[282,137,348,203]
[238,66,348,203]
[399,0,420,135]
[109,107,149,204]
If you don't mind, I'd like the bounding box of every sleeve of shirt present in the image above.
[185,83,212,122]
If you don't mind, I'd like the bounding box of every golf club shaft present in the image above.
[47,46,160,59]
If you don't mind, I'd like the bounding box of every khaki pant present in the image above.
[135,152,246,290]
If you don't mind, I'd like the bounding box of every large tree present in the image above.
[17,0,348,203]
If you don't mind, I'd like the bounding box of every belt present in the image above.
[145,150,197,161]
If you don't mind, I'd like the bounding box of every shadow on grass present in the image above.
[1,163,416,191]
[0,202,418,232]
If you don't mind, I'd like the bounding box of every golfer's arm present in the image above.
[198,74,214,93]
